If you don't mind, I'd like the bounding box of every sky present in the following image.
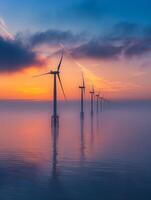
[0,0,151,100]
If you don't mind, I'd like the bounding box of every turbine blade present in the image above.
[57,74,67,100]
[32,72,50,77]
[57,50,64,72]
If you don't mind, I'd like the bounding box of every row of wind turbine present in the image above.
[79,74,104,118]
[34,50,104,126]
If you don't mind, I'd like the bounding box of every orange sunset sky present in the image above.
[0,0,151,101]
[0,54,150,101]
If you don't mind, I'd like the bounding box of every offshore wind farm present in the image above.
[0,0,151,200]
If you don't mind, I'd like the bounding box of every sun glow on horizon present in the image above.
[0,55,149,101]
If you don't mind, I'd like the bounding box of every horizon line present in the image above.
[0,99,151,103]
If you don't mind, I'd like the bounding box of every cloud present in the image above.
[1,21,151,73]
[0,28,85,73]
[70,37,151,60]
[0,37,41,72]
[71,39,123,59]
[22,29,86,48]
[124,38,151,57]
[15,22,151,61]
[70,22,151,59]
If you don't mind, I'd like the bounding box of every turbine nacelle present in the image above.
[90,85,95,94]
[50,70,60,75]
[79,86,85,89]
[79,73,86,93]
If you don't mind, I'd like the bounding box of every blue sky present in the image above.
[0,0,150,35]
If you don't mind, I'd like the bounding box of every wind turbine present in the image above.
[34,51,66,126]
[99,95,104,112]
[79,73,85,119]
[96,91,100,113]
[90,85,95,116]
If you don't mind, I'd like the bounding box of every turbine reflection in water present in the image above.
[80,118,86,162]
[90,115,94,149]
[96,113,99,133]
[50,125,71,200]
[51,125,59,179]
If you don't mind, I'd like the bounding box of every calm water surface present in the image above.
[0,101,151,200]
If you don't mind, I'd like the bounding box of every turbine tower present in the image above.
[90,85,95,116]
[96,92,100,113]
[99,95,103,112]
[34,51,66,126]
[79,73,85,119]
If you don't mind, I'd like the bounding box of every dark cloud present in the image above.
[16,22,151,61]
[1,21,151,73]
[71,40,123,59]
[71,37,151,60]
[124,38,151,57]
[27,29,86,47]
[0,29,85,73]
[70,22,151,59]
[0,37,41,72]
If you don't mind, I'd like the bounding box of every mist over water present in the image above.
[0,100,151,200]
